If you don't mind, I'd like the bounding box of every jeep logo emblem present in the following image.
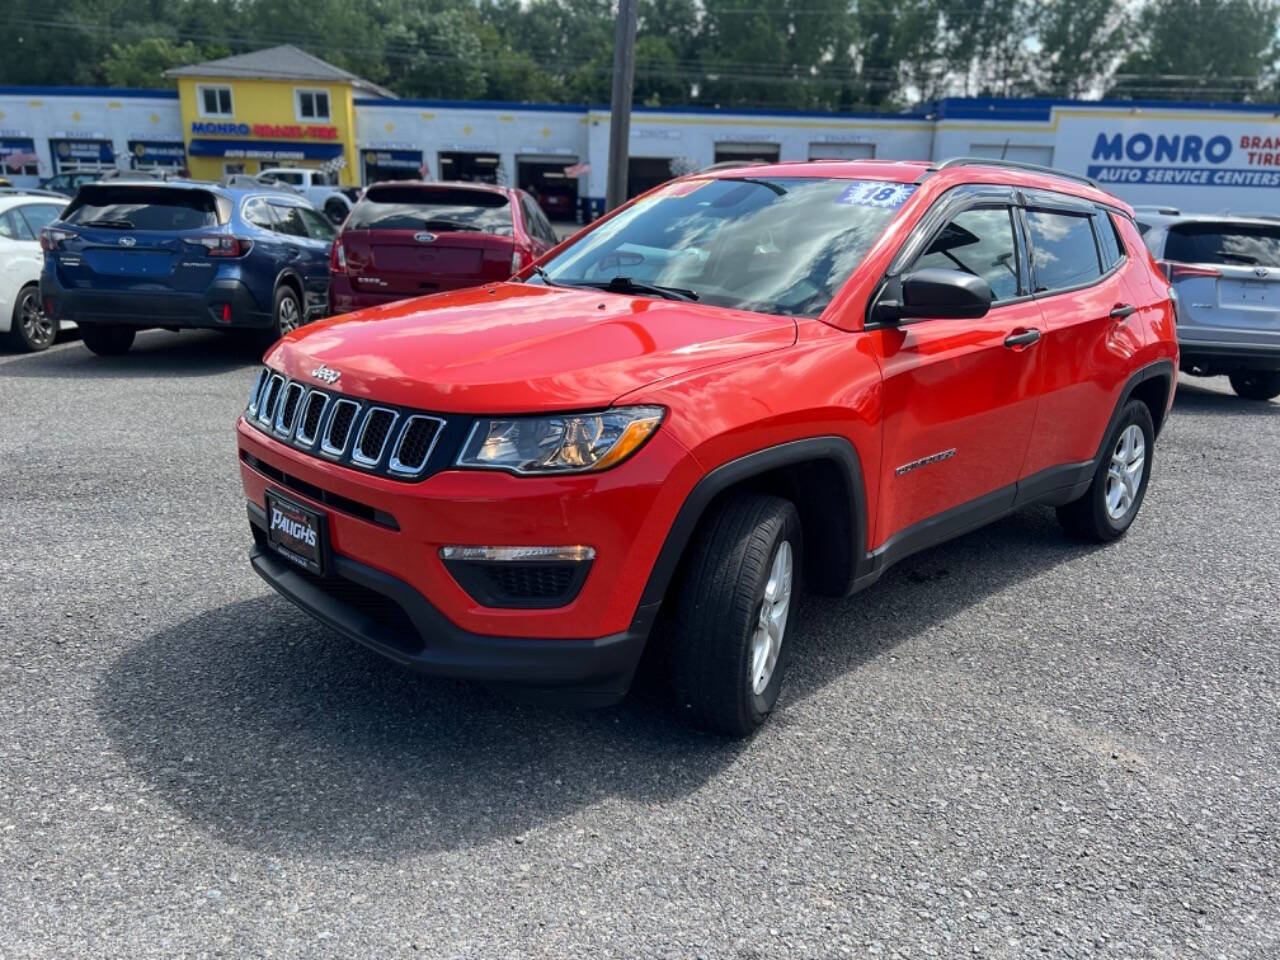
[310,364,341,385]
[117,236,136,247]
[414,232,437,243]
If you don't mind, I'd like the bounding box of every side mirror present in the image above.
[871,268,993,325]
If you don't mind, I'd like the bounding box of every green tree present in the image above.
[1109,0,1280,101]
[103,38,221,88]
[1031,0,1128,97]
[387,8,488,100]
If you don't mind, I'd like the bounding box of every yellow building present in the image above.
[164,45,395,186]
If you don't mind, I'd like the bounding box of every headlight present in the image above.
[457,406,665,474]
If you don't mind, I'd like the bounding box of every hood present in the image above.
[267,283,796,413]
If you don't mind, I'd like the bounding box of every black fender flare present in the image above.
[1093,359,1176,463]
[628,436,870,635]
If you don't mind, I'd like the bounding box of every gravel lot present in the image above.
[1,331,1277,959]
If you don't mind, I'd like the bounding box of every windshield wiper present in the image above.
[421,219,482,232]
[1213,250,1261,264]
[79,218,134,229]
[569,275,700,302]
[528,264,566,287]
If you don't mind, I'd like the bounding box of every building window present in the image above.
[198,85,234,118]
[295,88,331,122]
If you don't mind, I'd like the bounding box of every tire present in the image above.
[5,284,56,352]
[324,198,348,225]
[1056,399,1155,542]
[255,285,303,350]
[80,324,135,356]
[1228,370,1280,402]
[672,493,802,737]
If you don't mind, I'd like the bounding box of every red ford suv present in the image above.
[239,159,1177,736]
[328,181,559,313]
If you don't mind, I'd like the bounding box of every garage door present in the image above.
[809,142,875,160]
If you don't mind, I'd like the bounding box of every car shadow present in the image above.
[98,505,1098,860]
[1,329,263,377]
[1172,378,1280,416]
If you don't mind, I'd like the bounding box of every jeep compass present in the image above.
[238,159,1178,736]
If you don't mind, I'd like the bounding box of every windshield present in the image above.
[1165,221,1280,268]
[63,186,223,230]
[348,186,513,235]
[535,177,914,317]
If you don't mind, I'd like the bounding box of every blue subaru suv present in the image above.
[40,180,336,355]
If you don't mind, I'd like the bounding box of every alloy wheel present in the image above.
[278,296,301,333]
[20,291,55,350]
[750,539,793,695]
[1105,424,1145,521]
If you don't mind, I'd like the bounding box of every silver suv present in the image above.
[1136,208,1280,401]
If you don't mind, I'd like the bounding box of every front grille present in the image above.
[275,382,305,435]
[353,408,397,466]
[244,366,448,482]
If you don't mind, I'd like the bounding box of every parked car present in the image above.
[1135,209,1280,400]
[0,193,68,351]
[40,181,336,356]
[238,158,1177,735]
[328,181,559,314]
[257,167,358,224]
[39,172,102,197]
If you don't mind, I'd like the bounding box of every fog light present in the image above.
[438,546,596,609]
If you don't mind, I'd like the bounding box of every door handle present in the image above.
[1004,328,1041,349]
[1110,304,1136,320]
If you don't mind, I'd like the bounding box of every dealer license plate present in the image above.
[265,491,327,575]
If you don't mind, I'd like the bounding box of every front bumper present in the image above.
[249,503,648,704]
[41,274,272,329]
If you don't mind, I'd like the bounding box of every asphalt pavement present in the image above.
[1,330,1277,959]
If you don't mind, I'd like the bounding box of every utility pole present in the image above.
[605,0,638,212]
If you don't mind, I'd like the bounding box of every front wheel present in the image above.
[1057,399,1155,542]
[672,493,802,737]
[1229,370,1280,402]
[6,285,56,352]
[80,324,135,356]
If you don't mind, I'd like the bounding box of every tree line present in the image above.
[6,0,1279,111]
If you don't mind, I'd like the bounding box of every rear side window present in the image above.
[348,186,513,235]
[298,207,336,242]
[63,186,222,231]
[1026,209,1102,293]
[269,203,309,238]
[1164,222,1280,267]
[1095,211,1125,269]
[0,210,36,241]
[914,206,1022,303]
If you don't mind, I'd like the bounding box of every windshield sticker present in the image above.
[837,181,916,209]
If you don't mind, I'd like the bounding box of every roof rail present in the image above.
[927,157,1101,190]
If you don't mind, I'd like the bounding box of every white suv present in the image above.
[0,193,68,352]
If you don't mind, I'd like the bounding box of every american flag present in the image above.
[563,162,590,177]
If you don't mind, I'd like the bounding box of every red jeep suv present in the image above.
[239,159,1177,736]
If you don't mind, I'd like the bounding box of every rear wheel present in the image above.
[6,285,56,352]
[324,198,348,225]
[672,493,801,737]
[1057,399,1154,542]
[255,286,303,350]
[1228,370,1280,402]
[80,324,135,356]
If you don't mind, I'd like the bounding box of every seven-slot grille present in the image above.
[246,367,445,480]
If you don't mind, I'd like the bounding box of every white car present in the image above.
[0,194,68,352]
[256,168,357,225]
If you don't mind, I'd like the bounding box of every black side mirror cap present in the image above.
[871,268,994,325]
